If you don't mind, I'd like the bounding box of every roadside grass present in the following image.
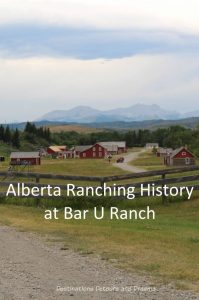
[0,198,198,291]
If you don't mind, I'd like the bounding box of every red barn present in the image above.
[75,143,107,158]
[165,147,195,166]
[10,152,41,166]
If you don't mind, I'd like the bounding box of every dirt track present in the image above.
[113,149,147,173]
[0,226,198,300]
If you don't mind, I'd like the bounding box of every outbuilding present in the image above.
[145,143,159,149]
[10,152,41,166]
[165,147,195,166]
[47,145,68,158]
[99,141,127,154]
[156,148,173,158]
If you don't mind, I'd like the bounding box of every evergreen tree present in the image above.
[4,126,11,143]
[12,128,20,148]
[0,125,4,141]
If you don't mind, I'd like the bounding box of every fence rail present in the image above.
[1,165,199,204]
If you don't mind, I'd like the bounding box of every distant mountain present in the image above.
[37,104,180,123]
[182,110,199,118]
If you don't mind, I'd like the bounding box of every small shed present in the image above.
[156,148,173,158]
[10,152,41,166]
[165,147,195,166]
[145,143,159,149]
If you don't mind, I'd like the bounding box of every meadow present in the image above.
[0,147,199,291]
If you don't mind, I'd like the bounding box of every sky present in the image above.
[0,0,199,122]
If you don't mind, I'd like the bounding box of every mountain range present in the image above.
[36,104,199,123]
[37,104,184,123]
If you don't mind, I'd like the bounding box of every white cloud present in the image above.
[0,53,199,122]
[0,0,199,34]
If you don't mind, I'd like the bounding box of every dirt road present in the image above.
[113,149,147,173]
[0,226,198,300]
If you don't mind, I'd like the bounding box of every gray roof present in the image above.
[99,141,126,148]
[157,148,173,154]
[10,152,40,159]
[74,145,92,152]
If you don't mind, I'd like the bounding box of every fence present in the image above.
[0,165,199,204]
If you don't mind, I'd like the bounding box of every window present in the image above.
[93,152,96,157]
[99,152,102,157]
[93,147,96,151]
[83,153,86,158]
[182,151,187,156]
[99,147,101,151]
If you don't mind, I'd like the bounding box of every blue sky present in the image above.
[0,0,199,122]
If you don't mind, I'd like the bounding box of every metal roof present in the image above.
[10,152,40,159]
[99,141,126,148]
[74,145,92,152]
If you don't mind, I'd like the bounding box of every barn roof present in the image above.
[74,145,92,152]
[99,141,126,148]
[170,147,195,158]
[48,146,66,153]
[10,152,40,159]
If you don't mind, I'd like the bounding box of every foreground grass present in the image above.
[0,199,199,291]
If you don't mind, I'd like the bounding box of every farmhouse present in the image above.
[75,143,107,158]
[47,146,67,158]
[164,147,196,166]
[10,152,41,166]
[99,141,127,154]
[156,148,173,158]
[145,143,159,149]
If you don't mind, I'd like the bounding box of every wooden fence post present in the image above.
[36,175,40,183]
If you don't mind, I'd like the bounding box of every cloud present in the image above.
[0,54,199,122]
[0,0,199,34]
[0,25,199,59]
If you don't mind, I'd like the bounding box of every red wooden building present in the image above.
[47,146,67,158]
[10,152,41,166]
[75,143,107,158]
[165,147,195,166]
[99,141,127,155]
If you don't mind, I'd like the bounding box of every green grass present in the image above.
[0,154,128,176]
[0,199,198,291]
[131,150,166,170]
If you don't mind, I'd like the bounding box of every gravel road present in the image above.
[113,149,147,173]
[0,226,198,300]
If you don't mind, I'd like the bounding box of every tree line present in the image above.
[1,122,199,157]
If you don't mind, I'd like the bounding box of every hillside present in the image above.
[7,117,199,132]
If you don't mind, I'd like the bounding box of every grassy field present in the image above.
[131,150,167,170]
[0,156,127,176]
[0,199,199,291]
[48,124,103,133]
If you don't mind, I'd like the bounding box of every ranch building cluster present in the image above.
[9,141,127,166]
